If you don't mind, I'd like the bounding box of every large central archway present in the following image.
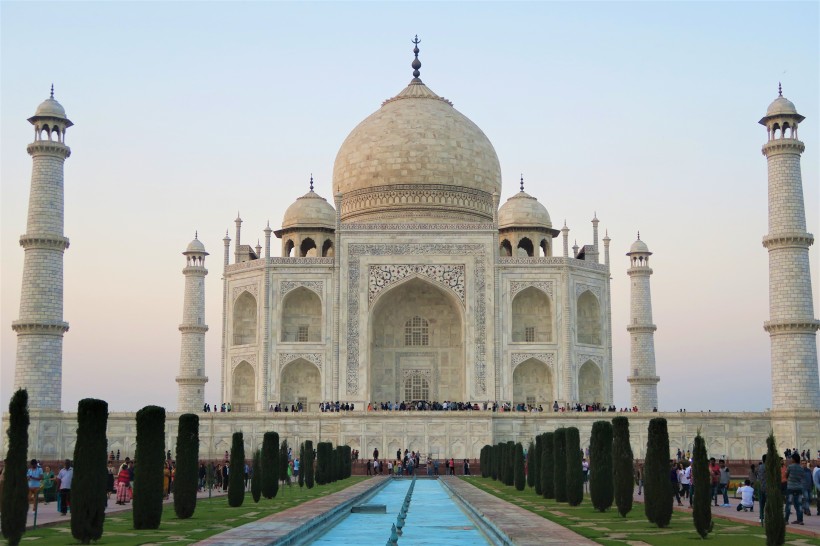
[369,277,464,403]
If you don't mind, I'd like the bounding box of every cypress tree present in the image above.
[304,440,315,488]
[527,440,536,488]
[71,398,109,544]
[344,446,352,479]
[298,442,306,487]
[589,420,613,512]
[480,446,487,478]
[251,449,262,503]
[508,441,516,485]
[490,444,499,481]
[514,443,526,491]
[261,432,279,499]
[644,417,672,528]
[553,428,567,502]
[612,416,634,517]
[691,431,712,538]
[764,433,785,546]
[173,413,199,519]
[1,389,29,546]
[228,432,246,507]
[334,446,344,482]
[279,439,291,487]
[534,436,543,494]
[133,405,166,529]
[541,432,554,499]
[315,442,328,485]
[565,427,583,506]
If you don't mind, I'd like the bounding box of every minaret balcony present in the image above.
[763,319,819,334]
[627,375,660,385]
[176,376,208,385]
[19,234,69,250]
[626,324,657,333]
[762,232,814,250]
[178,324,209,333]
[12,320,69,335]
[27,141,71,158]
[762,139,805,156]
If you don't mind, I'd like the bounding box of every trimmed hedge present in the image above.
[304,440,315,489]
[644,417,672,527]
[174,413,199,519]
[692,432,712,538]
[514,442,526,491]
[261,432,279,499]
[251,449,262,502]
[526,440,536,488]
[1,389,29,546]
[541,432,554,499]
[553,428,567,502]
[612,416,634,517]
[279,439,291,487]
[565,427,583,506]
[228,432,245,507]
[134,406,166,529]
[72,398,109,543]
[589,420,613,512]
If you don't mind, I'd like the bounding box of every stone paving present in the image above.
[443,476,598,545]
[194,477,387,545]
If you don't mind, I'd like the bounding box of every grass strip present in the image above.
[22,477,367,545]
[463,476,820,546]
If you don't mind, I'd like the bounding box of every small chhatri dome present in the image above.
[498,177,552,229]
[34,85,68,119]
[760,83,804,124]
[627,233,651,255]
[282,176,336,230]
[184,233,208,255]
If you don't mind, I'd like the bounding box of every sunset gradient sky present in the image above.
[1,1,818,413]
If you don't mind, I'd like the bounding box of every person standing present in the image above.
[27,459,43,512]
[812,459,820,515]
[42,465,56,504]
[800,459,813,516]
[719,460,731,507]
[756,455,767,524]
[116,463,131,505]
[56,459,73,516]
[679,462,691,502]
[785,453,804,525]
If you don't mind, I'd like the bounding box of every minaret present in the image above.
[12,88,72,411]
[626,233,659,410]
[176,233,209,412]
[760,86,820,411]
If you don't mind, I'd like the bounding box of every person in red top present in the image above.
[115,463,131,505]
[709,458,721,507]
[449,458,456,475]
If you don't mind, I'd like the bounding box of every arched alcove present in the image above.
[284,239,295,257]
[511,287,551,342]
[370,278,463,403]
[517,237,534,257]
[578,360,603,403]
[232,361,255,411]
[513,358,552,405]
[300,238,317,257]
[232,292,257,345]
[322,239,334,257]
[280,358,321,410]
[500,239,512,257]
[577,290,601,345]
[281,287,322,342]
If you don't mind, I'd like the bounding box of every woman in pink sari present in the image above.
[115,463,131,505]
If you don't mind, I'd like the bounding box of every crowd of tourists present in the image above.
[362,447,470,477]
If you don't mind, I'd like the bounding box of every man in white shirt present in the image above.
[679,463,692,505]
[56,459,73,516]
[736,479,755,512]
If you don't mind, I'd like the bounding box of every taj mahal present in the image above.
[5,42,820,461]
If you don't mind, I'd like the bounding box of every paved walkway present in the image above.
[194,477,387,545]
[632,488,820,539]
[444,477,598,545]
[26,488,228,530]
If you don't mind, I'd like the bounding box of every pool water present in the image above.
[309,478,491,545]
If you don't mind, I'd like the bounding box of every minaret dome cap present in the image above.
[184,237,208,255]
[759,87,805,125]
[29,88,73,127]
[627,237,651,256]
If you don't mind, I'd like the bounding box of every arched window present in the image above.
[281,287,322,342]
[540,239,549,257]
[404,375,430,401]
[232,292,257,345]
[300,238,317,257]
[512,287,551,342]
[517,237,534,257]
[500,239,512,257]
[577,290,601,345]
[284,239,295,257]
[404,316,429,346]
[578,360,603,403]
[322,239,334,257]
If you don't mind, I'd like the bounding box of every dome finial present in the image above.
[637,231,641,240]
[195,230,198,239]
[520,174,524,192]
[411,35,422,82]
[309,173,314,192]
[778,82,782,97]
[50,84,54,99]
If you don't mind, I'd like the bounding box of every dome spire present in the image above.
[309,173,314,192]
[411,35,422,83]
[50,83,54,99]
[778,82,782,97]
[520,174,524,192]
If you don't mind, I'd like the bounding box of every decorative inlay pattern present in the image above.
[510,281,553,299]
[401,368,433,380]
[577,353,603,369]
[342,222,495,231]
[500,257,608,272]
[231,354,257,369]
[281,280,324,298]
[369,264,465,307]
[341,184,494,222]
[347,243,487,395]
[279,353,323,371]
[511,352,555,369]
[575,283,602,300]
[225,257,334,273]
[232,284,258,301]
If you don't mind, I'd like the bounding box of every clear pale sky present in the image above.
[1,2,818,413]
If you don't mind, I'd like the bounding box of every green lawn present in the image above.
[19,477,367,545]
[464,477,820,546]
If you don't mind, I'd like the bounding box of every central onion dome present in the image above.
[333,38,501,223]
